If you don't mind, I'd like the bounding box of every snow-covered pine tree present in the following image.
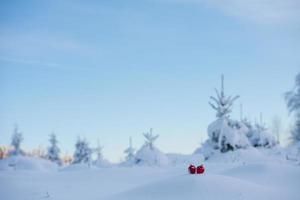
[254,120,277,148]
[93,141,110,167]
[285,72,300,142]
[124,137,135,162]
[9,125,24,156]
[209,75,240,119]
[143,128,159,149]
[73,137,92,165]
[46,133,61,165]
[271,116,281,142]
[134,128,169,166]
[195,76,249,158]
[241,115,277,148]
[95,141,103,163]
[206,75,249,153]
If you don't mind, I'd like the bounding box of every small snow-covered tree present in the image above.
[143,128,159,149]
[206,75,248,153]
[46,133,61,165]
[95,141,103,163]
[93,141,110,167]
[134,129,169,166]
[209,75,239,118]
[10,125,24,156]
[254,122,277,148]
[272,116,281,142]
[124,137,135,162]
[242,117,277,148]
[73,138,92,165]
[285,72,300,142]
[293,116,300,141]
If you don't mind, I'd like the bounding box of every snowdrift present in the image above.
[106,171,296,200]
[93,158,112,168]
[0,156,57,171]
[285,142,300,163]
[220,162,300,188]
[135,144,169,166]
[167,153,204,166]
[61,163,99,171]
[195,147,291,165]
[1,149,300,200]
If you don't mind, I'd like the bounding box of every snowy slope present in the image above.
[167,153,204,166]
[107,171,295,200]
[0,149,299,200]
[0,156,57,171]
[135,144,169,166]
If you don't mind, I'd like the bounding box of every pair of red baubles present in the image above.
[188,164,205,174]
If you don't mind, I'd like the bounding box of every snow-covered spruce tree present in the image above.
[208,75,240,119]
[285,72,300,142]
[95,142,103,163]
[93,141,110,167]
[272,116,281,142]
[197,75,249,157]
[73,138,92,165]
[143,128,159,150]
[46,133,61,165]
[255,123,277,148]
[243,118,277,148]
[124,137,135,162]
[134,128,168,166]
[9,125,24,156]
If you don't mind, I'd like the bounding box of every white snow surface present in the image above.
[167,153,204,166]
[60,163,98,171]
[286,141,300,162]
[134,144,169,166]
[0,156,57,171]
[1,149,299,200]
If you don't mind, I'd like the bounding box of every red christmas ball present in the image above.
[197,165,205,174]
[188,164,196,174]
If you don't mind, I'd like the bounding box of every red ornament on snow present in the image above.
[197,165,205,174]
[188,164,196,174]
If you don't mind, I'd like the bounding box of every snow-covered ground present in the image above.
[0,149,299,200]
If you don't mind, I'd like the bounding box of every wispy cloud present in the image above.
[0,31,100,71]
[166,0,300,25]
[0,56,61,68]
[0,31,99,58]
[0,55,95,72]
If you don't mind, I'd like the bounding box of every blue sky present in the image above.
[0,0,299,162]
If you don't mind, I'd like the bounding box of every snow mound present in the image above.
[200,148,274,164]
[106,173,294,200]
[135,145,169,166]
[167,153,204,166]
[220,162,300,189]
[93,158,112,168]
[285,141,300,163]
[1,156,299,200]
[0,156,57,171]
[60,163,98,171]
